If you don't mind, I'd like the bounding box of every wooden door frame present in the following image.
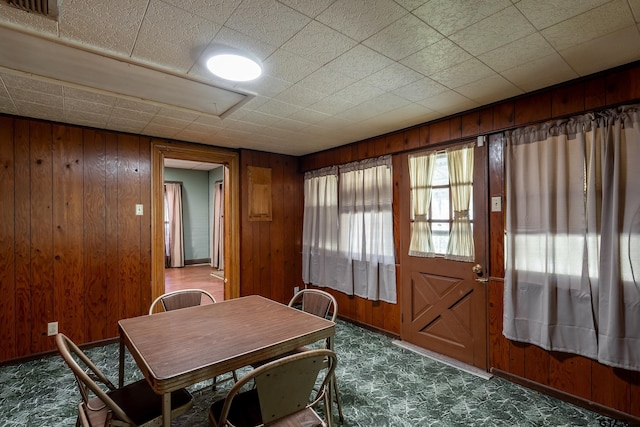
[151,140,240,303]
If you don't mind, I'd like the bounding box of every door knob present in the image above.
[472,264,483,275]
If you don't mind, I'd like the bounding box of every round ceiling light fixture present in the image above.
[206,48,262,82]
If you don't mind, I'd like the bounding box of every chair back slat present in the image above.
[290,289,337,322]
[254,353,327,423]
[162,291,203,311]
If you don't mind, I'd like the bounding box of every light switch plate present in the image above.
[136,204,143,215]
[491,196,502,212]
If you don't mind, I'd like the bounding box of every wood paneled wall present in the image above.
[0,117,151,362]
[300,62,640,420]
[239,149,303,304]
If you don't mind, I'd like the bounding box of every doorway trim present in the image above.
[151,140,240,303]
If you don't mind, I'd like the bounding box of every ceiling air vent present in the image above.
[4,0,57,18]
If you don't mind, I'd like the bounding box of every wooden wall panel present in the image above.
[0,116,16,360]
[30,121,54,354]
[551,81,585,118]
[428,120,450,145]
[270,154,285,303]
[492,101,514,130]
[488,278,508,371]
[14,119,31,358]
[239,150,302,304]
[53,125,85,343]
[116,135,142,321]
[549,352,591,400]
[515,91,551,125]
[105,132,120,338]
[83,129,108,342]
[138,139,152,314]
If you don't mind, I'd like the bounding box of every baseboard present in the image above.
[184,258,210,266]
[491,368,640,426]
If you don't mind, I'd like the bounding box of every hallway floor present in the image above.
[164,264,225,301]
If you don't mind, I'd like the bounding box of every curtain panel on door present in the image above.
[408,151,437,257]
[445,144,474,262]
[302,167,339,288]
[504,104,640,371]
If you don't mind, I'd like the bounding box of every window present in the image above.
[408,145,474,261]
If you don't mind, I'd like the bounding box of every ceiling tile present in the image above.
[15,101,65,122]
[278,0,337,18]
[478,33,556,72]
[207,26,278,62]
[393,0,430,12]
[1,73,62,95]
[271,117,309,131]
[274,83,327,107]
[281,21,357,65]
[233,110,281,126]
[132,1,219,71]
[297,68,356,96]
[393,77,448,102]
[105,116,147,133]
[500,53,578,92]
[110,106,155,122]
[631,0,640,20]
[0,97,18,115]
[156,107,200,122]
[67,116,110,130]
[362,62,424,91]
[59,0,146,56]
[10,88,63,107]
[114,98,160,115]
[288,108,331,124]
[541,0,635,51]
[363,13,443,61]
[317,0,407,42]
[225,0,310,46]
[308,94,356,115]
[560,25,640,75]
[455,74,523,105]
[64,98,114,116]
[325,45,394,80]
[417,91,479,115]
[413,0,512,36]
[450,6,537,56]
[161,0,243,26]
[255,98,300,118]
[401,39,472,76]
[149,115,192,129]
[430,58,495,89]
[263,49,318,83]
[516,0,611,29]
[333,81,386,105]
[63,87,117,106]
[234,74,292,98]
[341,93,410,121]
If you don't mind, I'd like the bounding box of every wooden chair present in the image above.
[56,333,193,427]
[148,288,216,314]
[148,288,238,388]
[209,349,337,427]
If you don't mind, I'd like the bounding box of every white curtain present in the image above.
[445,144,474,261]
[408,151,437,257]
[302,167,339,288]
[336,156,397,303]
[164,183,184,268]
[504,105,640,371]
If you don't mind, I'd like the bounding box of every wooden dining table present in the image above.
[118,294,336,427]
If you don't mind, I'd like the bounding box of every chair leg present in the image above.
[331,374,344,423]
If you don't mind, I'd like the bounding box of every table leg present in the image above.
[163,392,172,427]
[118,338,125,388]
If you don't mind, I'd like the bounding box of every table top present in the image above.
[118,295,335,394]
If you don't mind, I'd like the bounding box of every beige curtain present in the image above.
[445,144,474,261]
[211,180,223,269]
[504,105,640,371]
[408,151,437,257]
[164,183,184,268]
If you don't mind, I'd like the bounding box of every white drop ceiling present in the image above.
[0,0,639,156]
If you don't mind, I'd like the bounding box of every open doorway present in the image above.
[151,140,240,306]
[163,158,226,300]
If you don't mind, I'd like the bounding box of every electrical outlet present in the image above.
[293,286,300,295]
[135,204,143,215]
[47,321,58,336]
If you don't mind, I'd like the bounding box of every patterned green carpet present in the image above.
[0,320,627,426]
